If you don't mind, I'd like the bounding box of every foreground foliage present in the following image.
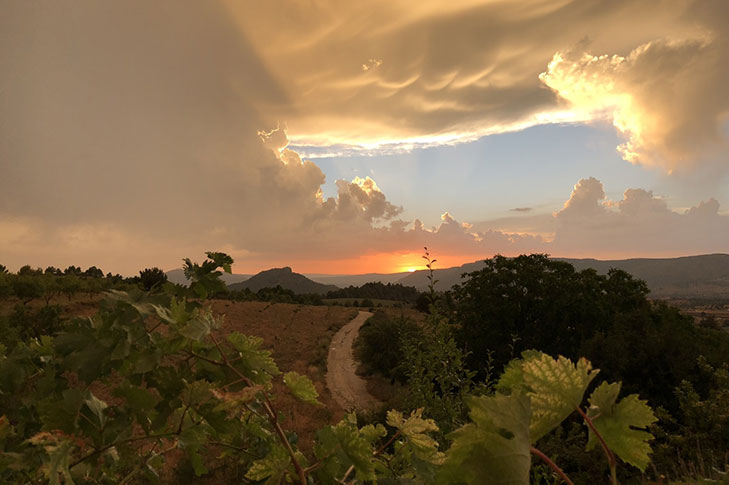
[0,252,664,483]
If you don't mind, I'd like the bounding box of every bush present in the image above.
[4,303,64,345]
[138,267,168,291]
[354,311,422,383]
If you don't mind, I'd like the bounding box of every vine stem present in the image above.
[207,333,307,485]
[530,446,574,485]
[575,406,618,485]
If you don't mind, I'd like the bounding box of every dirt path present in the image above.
[326,310,382,411]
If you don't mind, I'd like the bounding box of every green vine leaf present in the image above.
[283,371,322,406]
[586,381,658,471]
[315,414,377,481]
[497,351,598,442]
[179,310,216,341]
[246,445,291,484]
[439,391,531,484]
[227,332,280,384]
[27,433,75,485]
[84,392,108,429]
[387,408,444,464]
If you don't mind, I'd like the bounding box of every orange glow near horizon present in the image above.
[231,251,495,275]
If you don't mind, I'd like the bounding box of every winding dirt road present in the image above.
[326,311,382,411]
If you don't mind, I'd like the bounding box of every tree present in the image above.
[44,266,63,276]
[17,265,42,276]
[0,272,12,299]
[39,274,59,305]
[58,274,82,301]
[138,267,168,291]
[450,254,729,415]
[11,275,44,304]
[64,265,82,276]
[83,266,104,278]
[0,264,8,274]
[451,255,633,373]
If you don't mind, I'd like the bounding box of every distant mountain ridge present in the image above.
[397,254,729,298]
[171,253,729,299]
[305,272,407,287]
[228,267,339,295]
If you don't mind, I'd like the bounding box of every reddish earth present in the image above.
[207,300,358,449]
[326,310,382,411]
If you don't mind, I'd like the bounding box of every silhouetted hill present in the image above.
[558,254,729,297]
[396,254,729,298]
[397,261,487,291]
[166,268,251,287]
[228,267,339,295]
[306,272,407,287]
[327,281,421,302]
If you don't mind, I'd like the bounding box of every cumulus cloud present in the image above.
[540,33,729,171]
[551,177,729,257]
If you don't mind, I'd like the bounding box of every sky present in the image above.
[1,0,728,275]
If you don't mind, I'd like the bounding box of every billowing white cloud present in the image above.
[540,34,729,171]
[551,177,729,257]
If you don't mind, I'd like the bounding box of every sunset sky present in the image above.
[2,0,728,275]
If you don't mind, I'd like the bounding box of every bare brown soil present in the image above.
[325,311,382,412]
[207,300,358,448]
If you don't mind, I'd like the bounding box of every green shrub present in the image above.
[354,311,422,383]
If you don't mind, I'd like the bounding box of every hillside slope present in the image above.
[397,254,729,298]
[228,267,339,294]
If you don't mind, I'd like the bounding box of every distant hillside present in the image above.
[326,281,421,302]
[166,268,251,287]
[557,254,729,298]
[228,267,339,295]
[396,254,729,298]
[397,261,487,291]
[306,272,407,287]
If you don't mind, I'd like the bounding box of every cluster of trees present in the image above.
[355,254,729,481]
[0,264,173,305]
[224,285,326,305]
[326,282,420,303]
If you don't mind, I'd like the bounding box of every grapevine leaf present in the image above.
[586,382,658,471]
[497,351,598,442]
[439,391,531,484]
[84,392,108,429]
[387,408,444,464]
[227,332,280,384]
[27,434,75,485]
[153,297,189,325]
[113,385,159,412]
[315,414,376,481]
[184,380,214,406]
[179,426,208,476]
[179,311,215,341]
[47,439,75,485]
[246,445,291,484]
[212,385,264,413]
[283,371,322,406]
[360,423,388,443]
